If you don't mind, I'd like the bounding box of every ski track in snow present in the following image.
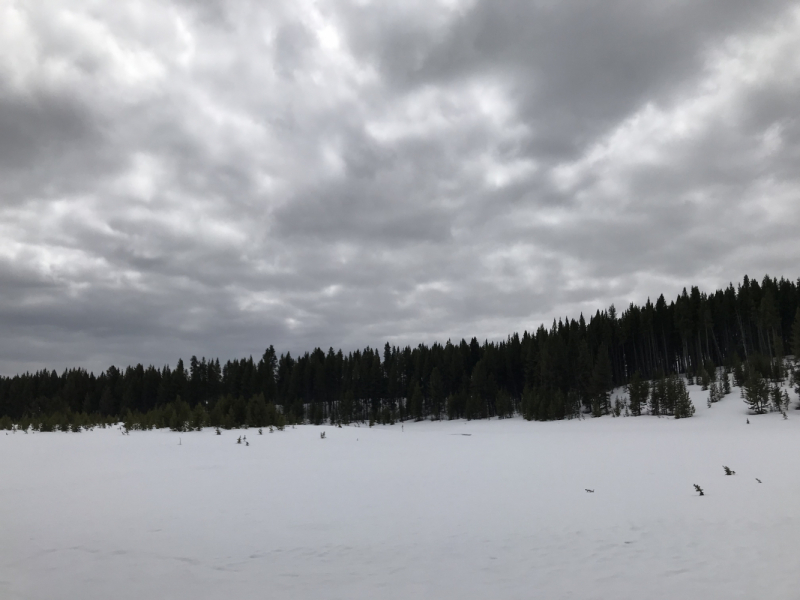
[2,380,799,599]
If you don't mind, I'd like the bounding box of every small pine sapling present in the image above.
[708,382,720,404]
[215,428,221,435]
[320,431,326,439]
[237,436,242,444]
[694,484,704,496]
[722,374,731,396]
[723,466,735,476]
[258,428,263,435]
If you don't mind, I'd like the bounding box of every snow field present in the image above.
[2,380,799,599]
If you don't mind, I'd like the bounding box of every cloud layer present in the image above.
[1,0,799,373]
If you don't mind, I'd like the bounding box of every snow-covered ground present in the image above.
[2,380,800,600]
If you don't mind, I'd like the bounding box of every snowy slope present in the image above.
[2,379,799,600]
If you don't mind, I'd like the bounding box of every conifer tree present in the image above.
[549,389,565,420]
[521,386,536,421]
[649,376,665,416]
[576,341,593,410]
[627,371,648,416]
[246,393,269,427]
[429,368,445,421]
[495,390,513,419]
[793,307,800,362]
[743,370,769,414]
[674,377,695,418]
[769,385,789,413]
[565,390,581,419]
[190,403,207,430]
[722,372,731,396]
[409,382,424,422]
[592,345,613,415]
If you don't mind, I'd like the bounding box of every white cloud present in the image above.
[0,0,798,373]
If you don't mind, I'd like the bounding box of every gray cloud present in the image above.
[1,0,799,374]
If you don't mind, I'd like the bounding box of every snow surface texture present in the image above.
[2,380,799,600]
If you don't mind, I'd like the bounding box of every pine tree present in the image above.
[612,397,623,417]
[495,390,513,419]
[792,307,800,395]
[409,382,424,422]
[722,372,731,396]
[743,369,769,414]
[590,396,602,418]
[649,375,665,416]
[674,377,695,419]
[708,381,721,405]
[576,341,593,411]
[246,393,269,427]
[628,371,648,416]
[793,307,800,362]
[521,386,536,421]
[768,385,790,413]
[565,389,582,420]
[592,345,613,415]
[169,396,191,432]
[429,368,445,420]
[190,403,207,430]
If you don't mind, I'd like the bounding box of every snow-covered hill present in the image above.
[2,379,799,599]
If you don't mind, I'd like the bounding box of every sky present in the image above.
[1,0,799,375]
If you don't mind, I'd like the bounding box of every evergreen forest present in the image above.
[2,274,800,431]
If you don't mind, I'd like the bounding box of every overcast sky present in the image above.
[1,0,799,374]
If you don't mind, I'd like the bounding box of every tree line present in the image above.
[1,274,799,429]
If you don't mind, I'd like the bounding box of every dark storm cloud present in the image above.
[0,0,799,374]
